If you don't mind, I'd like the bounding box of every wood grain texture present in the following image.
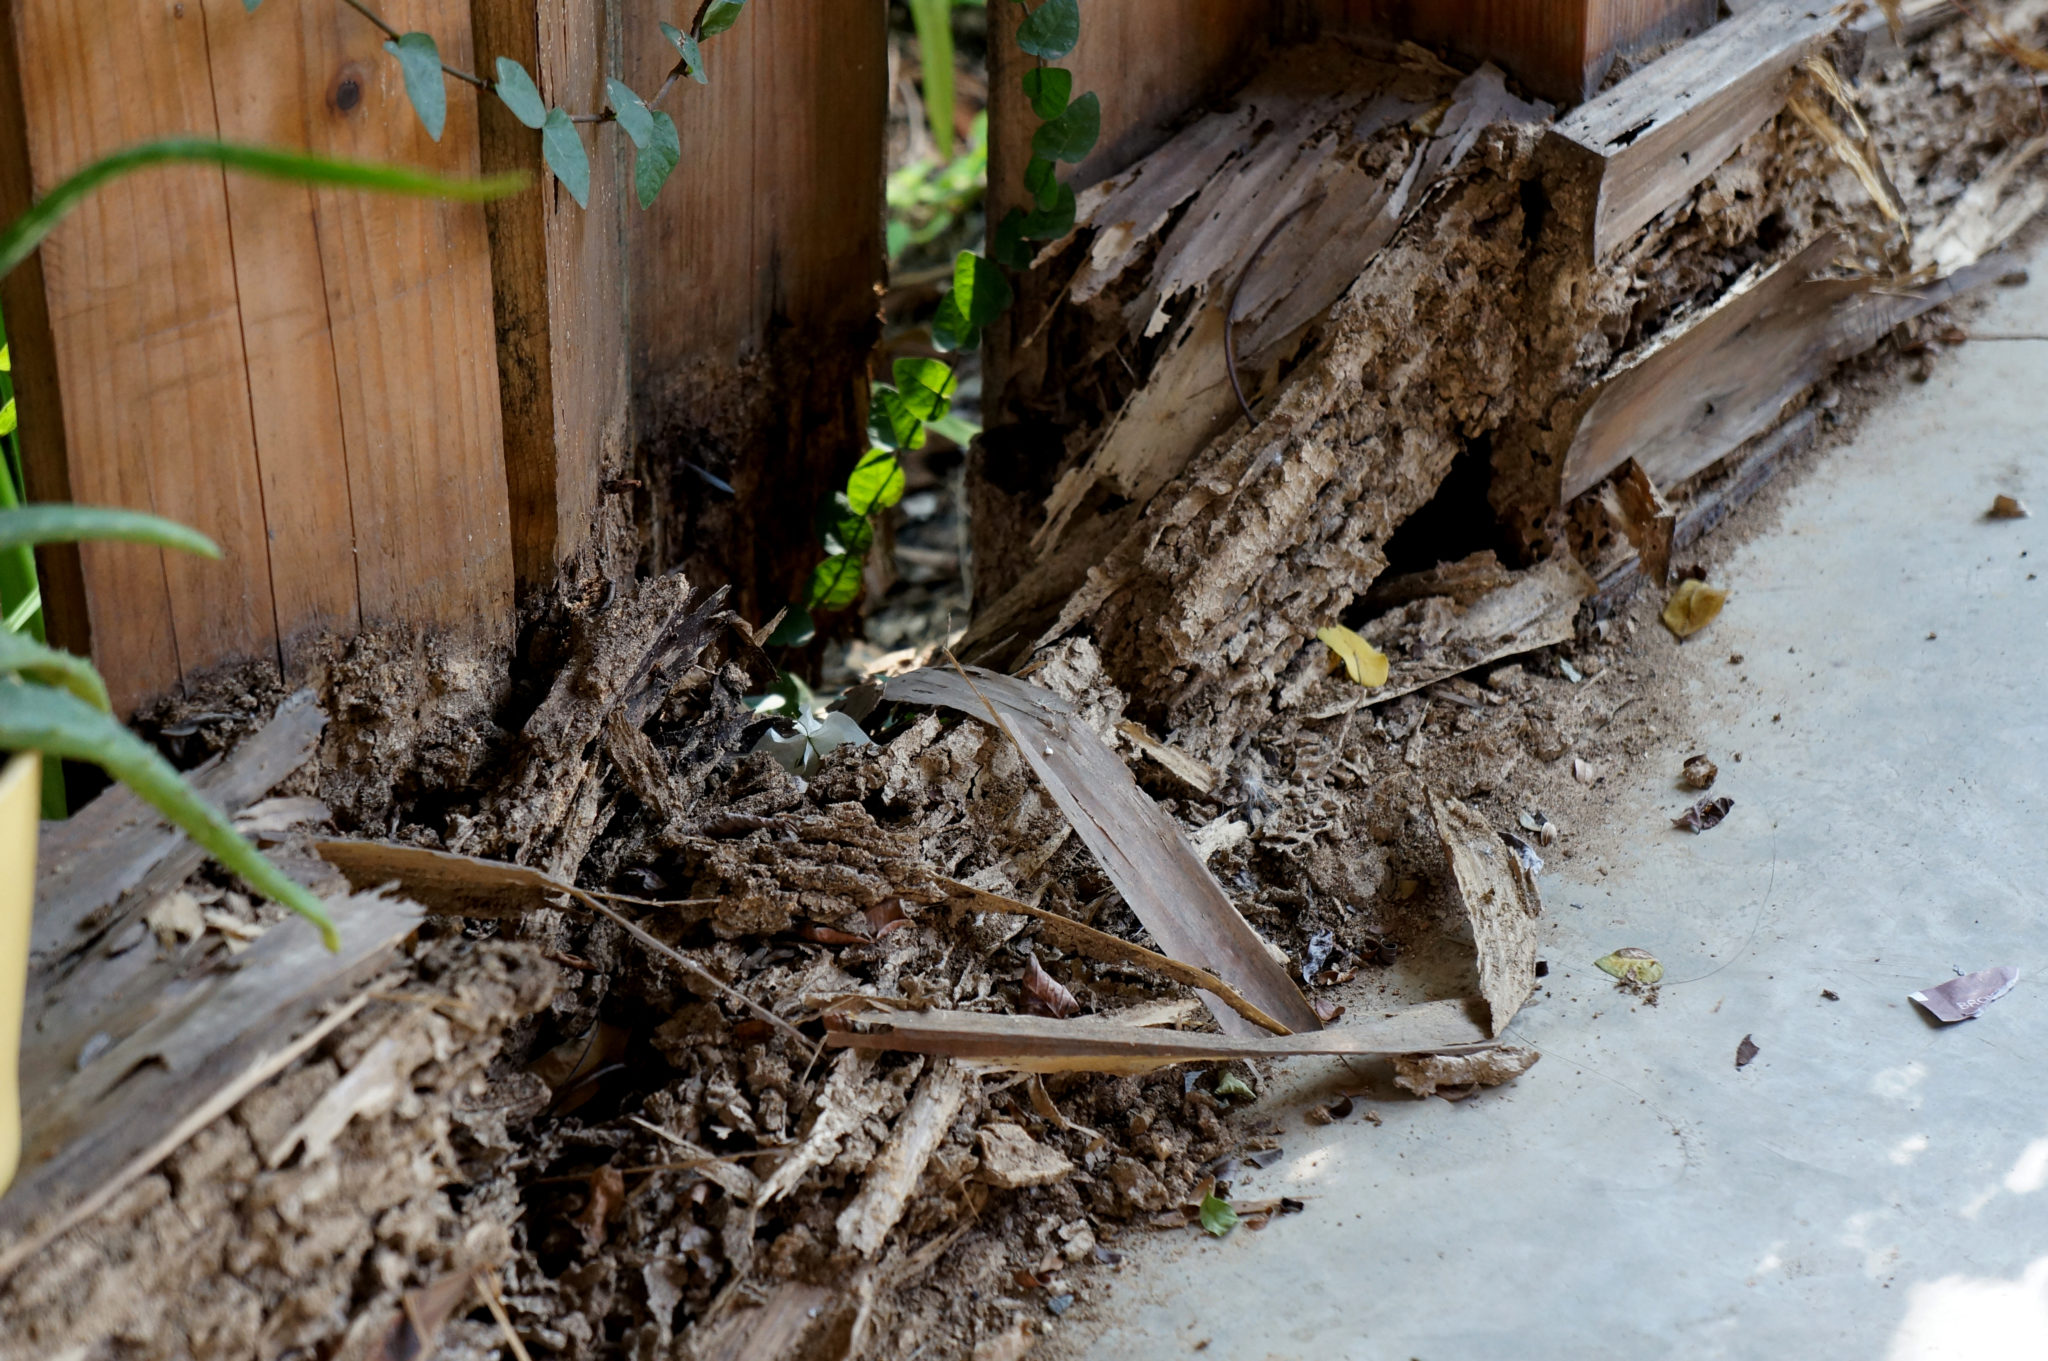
[1338,0,1719,102]
[3,0,280,714]
[1545,0,1845,256]
[200,0,363,664]
[471,0,628,596]
[619,0,886,622]
[293,0,513,639]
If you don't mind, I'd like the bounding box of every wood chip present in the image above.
[883,667,1321,1036]
[836,1060,970,1257]
[976,1123,1075,1189]
[1392,1046,1540,1097]
[1428,791,1541,1037]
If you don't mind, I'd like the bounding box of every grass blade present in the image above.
[0,138,526,279]
[0,504,220,557]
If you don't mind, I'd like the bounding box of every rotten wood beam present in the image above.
[1544,0,1856,257]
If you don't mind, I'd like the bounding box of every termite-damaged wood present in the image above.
[1604,460,1677,586]
[1543,0,1858,258]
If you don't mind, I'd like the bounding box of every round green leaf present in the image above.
[699,0,748,37]
[952,249,1014,328]
[542,108,591,209]
[1032,91,1100,164]
[845,449,905,515]
[805,554,864,612]
[384,33,448,142]
[1022,67,1073,120]
[765,604,816,649]
[1025,154,1060,211]
[931,293,976,353]
[494,58,548,130]
[634,112,682,209]
[1016,0,1081,60]
[662,22,709,84]
[993,208,1033,269]
[892,358,958,421]
[868,387,928,452]
[1198,1193,1240,1238]
[607,79,656,148]
[816,491,876,558]
[1021,182,1076,240]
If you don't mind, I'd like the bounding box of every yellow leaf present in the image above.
[1316,625,1389,687]
[1661,579,1727,639]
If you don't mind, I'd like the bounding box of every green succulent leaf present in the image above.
[1022,67,1073,120]
[868,387,927,451]
[634,112,682,208]
[845,449,906,516]
[662,22,709,84]
[0,680,338,949]
[384,33,448,142]
[494,57,548,129]
[0,630,110,711]
[699,0,748,38]
[805,554,864,612]
[1198,1193,1240,1238]
[0,504,220,557]
[1032,91,1100,164]
[892,358,957,421]
[607,79,656,148]
[1016,0,1081,60]
[542,109,591,209]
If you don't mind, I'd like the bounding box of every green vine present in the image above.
[774,0,1096,648]
[245,0,749,209]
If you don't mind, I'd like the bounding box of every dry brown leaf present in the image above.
[1989,494,2031,519]
[368,1269,476,1361]
[574,1165,625,1251]
[1672,795,1735,834]
[1682,754,1719,790]
[1736,1034,1761,1069]
[1391,1046,1539,1097]
[1662,579,1728,638]
[1021,954,1081,1019]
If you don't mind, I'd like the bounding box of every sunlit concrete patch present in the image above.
[1888,1256,2048,1361]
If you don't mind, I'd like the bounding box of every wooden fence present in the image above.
[0,0,1696,717]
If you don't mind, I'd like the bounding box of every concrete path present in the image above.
[1074,249,2048,1361]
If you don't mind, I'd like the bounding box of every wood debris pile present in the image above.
[6,6,2048,1359]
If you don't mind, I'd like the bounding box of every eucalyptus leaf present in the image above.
[1022,67,1073,120]
[542,108,591,209]
[635,112,682,208]
[893,358,957,420]
[1032,91,1100,164]
[662,22,708,84]
[494,57,547,130]
[0,504,219,557]
[0,680,339,949]
[607,79,656,148]
[699,0,748,37]
[1016,0,1081,60]
[384,33,448,142]
[805,554,864,612]
[845,449,905,515]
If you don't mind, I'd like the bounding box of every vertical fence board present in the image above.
[620,0,886,623]
[293,0,513,638]
[2,0,280,716]
[1337,1,1718,102]
[472,0,628,597]
[200,0,363,667]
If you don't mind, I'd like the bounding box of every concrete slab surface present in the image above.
[1074,248,2048,1361]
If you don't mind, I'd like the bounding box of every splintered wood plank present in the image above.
[198,0,363,663]
[618,0,885,619]
[471,0,628,595]
[1560,237,2010,499]
[1545,0,1846,256]
[293,0,513,638]
[3,0,283,714]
